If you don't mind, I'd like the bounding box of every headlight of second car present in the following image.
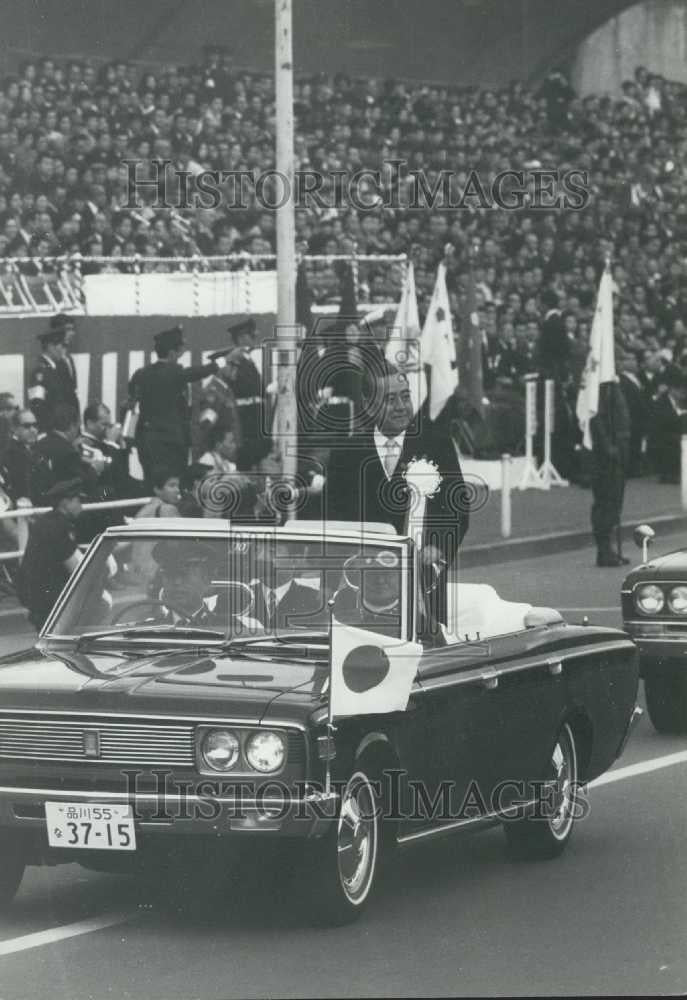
[668,585,687,615]
[245,731,286,773]
[201,729,240,771]
[635,583,665,616]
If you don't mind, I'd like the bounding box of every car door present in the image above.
[395,639,504,836]
[467,628,568,812]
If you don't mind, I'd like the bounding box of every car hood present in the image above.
[0,642,327,724]
[623,548,687,587]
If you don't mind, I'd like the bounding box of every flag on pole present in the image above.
[420,262,458,420]
[385,261,427,413]
[329,618,422,719]
[576,263,616,450]
[457,261,484,417]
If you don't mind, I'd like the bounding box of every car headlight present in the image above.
[635,583,665,616]
[668,586,687,615]
[201,729,240,771]
[245,731,286,773]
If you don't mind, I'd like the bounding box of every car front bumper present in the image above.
[0,784,339,842]
[623,621,687,665]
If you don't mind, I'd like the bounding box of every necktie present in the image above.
[267,589,277,624]
[383,439,400,478]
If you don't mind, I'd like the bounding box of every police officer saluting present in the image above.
[28,326,80,432]
[129,325,221,486]
[18,477,85,630]
[220,318,271,469]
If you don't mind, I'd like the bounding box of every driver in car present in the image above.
[151,540,262,633]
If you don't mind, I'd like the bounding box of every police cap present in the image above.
[50,312,76,332]
[154,325,185,354]
[44,478,86,504]
[227,317,256,341]
[151,539,217,571]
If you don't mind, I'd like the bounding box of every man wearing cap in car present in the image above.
[151,540,261,633]
[28,325,80,432]
[333,548,446,645]
[18,477,85,630]
[220,318,271,470]
[128,325,222,486]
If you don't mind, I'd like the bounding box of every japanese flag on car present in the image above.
[329,619,422,719]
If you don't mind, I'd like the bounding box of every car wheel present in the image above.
[644,668,687,734]
[0,831,25,907]
[504,722,578,861]
[309,769,380,926]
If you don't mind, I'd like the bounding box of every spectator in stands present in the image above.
[127,465,182,585]
[135,466,181,520]
[1,408,44,506]
[0,392,18,462]
[35,402,101,500]
[198,424,239,474]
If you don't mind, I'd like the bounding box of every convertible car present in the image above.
[622,523,687,733]
[0,519,640,925]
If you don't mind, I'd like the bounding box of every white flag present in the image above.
[420,262,458,420]
[329,618,421,719]
[576,265,616,450]
[385,261,427,413]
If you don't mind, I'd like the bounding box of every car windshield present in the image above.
[47,532,407,642]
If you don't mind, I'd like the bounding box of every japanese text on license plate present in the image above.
[45,801,136,851]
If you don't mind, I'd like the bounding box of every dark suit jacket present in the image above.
[36,432,97,500]
[325,407,469,565]
[251,579,324,631]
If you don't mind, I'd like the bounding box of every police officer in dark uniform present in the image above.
[18,478,84,630]
[591,379,631,567]
[129,326,221,486]
[220,318,270,470]
[27,327,80,432]
[50,313,78,396]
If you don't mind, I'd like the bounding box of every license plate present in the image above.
[45,801,136,851]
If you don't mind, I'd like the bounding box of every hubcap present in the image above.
[336,774,377,904]
[548,724,577,839]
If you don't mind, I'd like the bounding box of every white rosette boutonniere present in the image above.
[402,457,442,542]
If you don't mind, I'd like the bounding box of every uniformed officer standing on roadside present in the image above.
[590,379,631,567]
[18,477,85,630]
[128,326,221,486]
[220,318,270,469]
[27,327,80,432]
[50,312,78,392]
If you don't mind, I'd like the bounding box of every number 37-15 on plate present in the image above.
[45,801,137,851]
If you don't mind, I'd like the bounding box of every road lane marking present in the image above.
[0,911,131,957]
[590,750,687,789]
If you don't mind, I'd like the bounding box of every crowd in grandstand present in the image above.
[1,49,687,522]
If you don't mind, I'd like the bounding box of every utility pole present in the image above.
[274,0,298,500]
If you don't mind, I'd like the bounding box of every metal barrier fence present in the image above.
[0,496,151,562]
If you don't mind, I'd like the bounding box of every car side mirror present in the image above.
[633,524,655,564]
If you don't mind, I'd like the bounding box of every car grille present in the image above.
[0,716,196,766]
[0,715,306,770]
